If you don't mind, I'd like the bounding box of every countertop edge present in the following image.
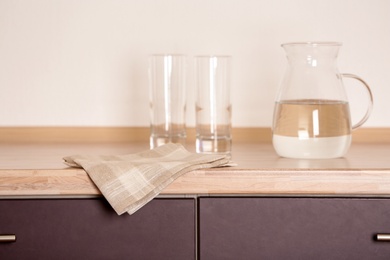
[2,167,390,197]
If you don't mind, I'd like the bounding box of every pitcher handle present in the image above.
[341,73,374,130]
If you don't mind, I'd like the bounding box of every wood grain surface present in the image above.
[1,141,390,197]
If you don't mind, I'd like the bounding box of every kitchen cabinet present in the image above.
[2,140,390,259]
[199,197,390,260]
[0,198,195,260]
[3,196,390,260]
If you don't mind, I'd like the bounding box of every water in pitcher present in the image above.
[272,99,352,159]
[273,42,373,159]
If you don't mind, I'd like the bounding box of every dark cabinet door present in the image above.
[0,198,195,260]
[199,197,390,260]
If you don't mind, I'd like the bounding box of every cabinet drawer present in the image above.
[199,197,390,260]
[0,198,195,260]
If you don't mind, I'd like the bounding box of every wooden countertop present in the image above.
[1,141,390,197]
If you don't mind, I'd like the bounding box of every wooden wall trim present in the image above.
[0,127,388,143]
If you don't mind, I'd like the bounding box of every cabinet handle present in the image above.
[376,234,390,241]
[0,234,16,243]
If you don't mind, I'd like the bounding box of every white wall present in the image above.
[1,0,389,127]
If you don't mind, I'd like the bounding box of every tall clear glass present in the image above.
[195,56,232,154]
[273,42,373,159]
[148,54,187,149]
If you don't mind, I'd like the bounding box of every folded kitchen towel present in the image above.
[63,143,230,215]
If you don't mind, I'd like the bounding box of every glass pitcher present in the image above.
[272,42,373,159]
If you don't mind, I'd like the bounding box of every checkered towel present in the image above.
[64,143,230,215]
